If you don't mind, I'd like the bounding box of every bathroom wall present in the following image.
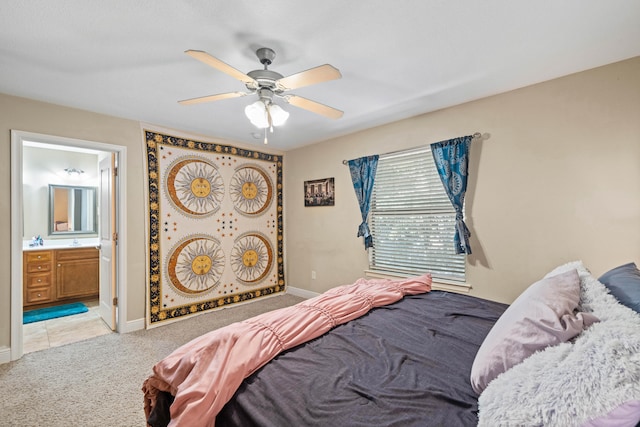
[22,145,100,240]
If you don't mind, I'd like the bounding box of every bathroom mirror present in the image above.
[48,184,98,235]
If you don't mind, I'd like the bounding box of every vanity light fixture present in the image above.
[64,168,85,176]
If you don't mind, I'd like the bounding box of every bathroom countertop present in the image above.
[23,238,100,251]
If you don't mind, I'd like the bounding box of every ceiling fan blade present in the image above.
[276,64,341,91]
[185,50,256,87]
[178,91,248,105]
[283,95,343,119]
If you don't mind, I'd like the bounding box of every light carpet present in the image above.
[0,293,304,427]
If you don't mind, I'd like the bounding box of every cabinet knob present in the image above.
[57,264,61,267]
[38,266,42,270]
[37,279,41,283]
[37,255,41,259]
[37,293,41,297]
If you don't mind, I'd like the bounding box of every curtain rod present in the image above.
[342,132,482,165]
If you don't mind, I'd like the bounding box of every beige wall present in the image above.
[1,57,638,351]
[0,95,146,347]
[284,57,640,304]
[0,95,284,352]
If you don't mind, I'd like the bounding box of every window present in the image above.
[369,146,466,282]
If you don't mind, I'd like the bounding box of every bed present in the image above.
[143,262,640,427]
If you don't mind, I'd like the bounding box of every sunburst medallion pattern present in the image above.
[167,236,225,294]
[166,157,224,217]
[229,165,273,216]
[231,233,274,284]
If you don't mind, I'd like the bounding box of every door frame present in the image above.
[10,130,128,361]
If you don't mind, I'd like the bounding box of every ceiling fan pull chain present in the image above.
[266,104,274,132]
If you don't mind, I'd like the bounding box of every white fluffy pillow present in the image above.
[478,261,640,426]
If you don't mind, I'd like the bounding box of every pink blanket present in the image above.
[142,274,432,426]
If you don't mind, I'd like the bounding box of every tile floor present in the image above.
[23,299,113,354]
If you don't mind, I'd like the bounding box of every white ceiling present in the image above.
[2,1,639,151]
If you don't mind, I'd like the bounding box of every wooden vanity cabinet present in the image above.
[55,247,99,299]
[23,247,99,309]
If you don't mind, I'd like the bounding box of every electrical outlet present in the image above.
[311,270,316,280]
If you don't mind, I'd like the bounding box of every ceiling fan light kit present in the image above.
[244,100,289,129]
[179,47,343,143]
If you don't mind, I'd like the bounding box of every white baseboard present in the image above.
[121,317,145,333]
[286,286,320,299]
[0,346,11,365]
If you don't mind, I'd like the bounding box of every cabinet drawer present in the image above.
[55,248,99,261]
[25,251,52,263]
[26,273,52,289]
[26,262,52,273]
[25,287,53,304]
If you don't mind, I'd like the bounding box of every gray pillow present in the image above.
[598,262,640,313]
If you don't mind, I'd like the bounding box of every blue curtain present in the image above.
[348,155,379,249]
[431,136,473,255]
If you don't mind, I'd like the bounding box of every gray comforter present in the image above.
[217,291,507,427]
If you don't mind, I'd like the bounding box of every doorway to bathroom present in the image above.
[10,130,128,361]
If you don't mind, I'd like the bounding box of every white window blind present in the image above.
[369,146,466,282]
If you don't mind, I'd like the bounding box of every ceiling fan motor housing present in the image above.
[247,69,285,94]
[257,87,276,103]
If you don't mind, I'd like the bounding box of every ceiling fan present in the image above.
[179,47,343,143]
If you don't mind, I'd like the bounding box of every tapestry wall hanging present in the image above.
[144,130,285,325]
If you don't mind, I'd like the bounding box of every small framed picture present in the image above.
[304,177,335,207]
